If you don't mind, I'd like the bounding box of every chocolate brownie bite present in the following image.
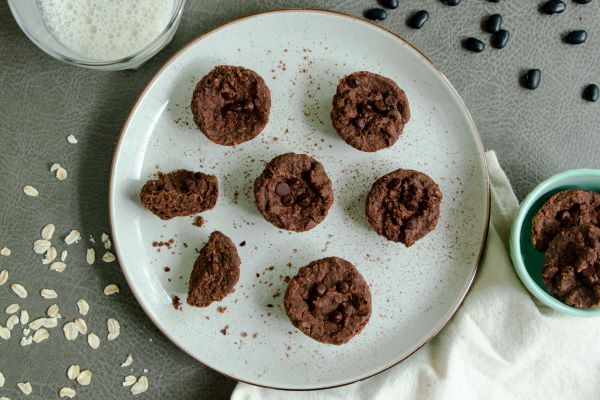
[187,231,240,307]
[284,257,372,345]
[330,71,410,152]
[542,224,600,308]
[191,65,271,146]
[254,153,334,232]
[532,189,600,251]
[366,169,442,247]
[140,169,218,220]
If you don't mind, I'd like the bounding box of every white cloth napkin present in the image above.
[232,151,600,400]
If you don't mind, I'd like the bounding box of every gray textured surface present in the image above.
[1,1,599,399]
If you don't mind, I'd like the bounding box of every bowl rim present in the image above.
[509,168,600,317]
[7,0,186,67]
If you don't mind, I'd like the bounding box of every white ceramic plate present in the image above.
[110,10,489,390]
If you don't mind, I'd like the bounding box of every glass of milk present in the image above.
[8,0,185,70]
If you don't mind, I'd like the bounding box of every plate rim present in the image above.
[109,8,491,391]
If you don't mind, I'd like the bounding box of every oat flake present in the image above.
[33,328,49,343]
[47,304,60,318]
[63,322,78,341]
[41,289,58,299]
[0,371,4,387]
[87,332,100,349]
[11,283,27,298]
[0,270,7,286]
[6,315,19,330]
[23,185,39,197]
[67,364,80,380]
[42,246,58,264]
[50,163,61,173]
[20,310,29,325]
[107,318,120,341]
[33,239,51,254]
[101,233,112,249]
[104,284,120,295]
[77,369,92,386]
[56,167,68,181]
[102,251,116,263]
[86,248,95,265]
[74,318,88,335]
[49,261,66,272]
[77,299,89,315]
[121,353,133,367]
[64,230,81,245]
[0,326,10,340]
[5,303,20,314]
[59,387,76,398]
[20,336,33,346]
[130,375,148,395]
[0,247,10,256]
[23,328,30,335]
[122,375,136,387]
[41,224,55,240]
[60,249,68,261]
[66,134,78,144]
[17,381,32,395]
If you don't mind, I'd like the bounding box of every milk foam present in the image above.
[38,0,173,61]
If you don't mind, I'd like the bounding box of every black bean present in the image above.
[524,69,541,90]
[542,0,566,14]
[484,14,503,34]
[583,84,599,102]
[364,8,387,21]
[407,10,430,29]
[441,0,461,5]
[491,29,510,49]
[379,0,399,9]
[463,37,485,53]
[564,30,587,44]
[573,0,592,3]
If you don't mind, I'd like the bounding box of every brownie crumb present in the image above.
[241,332,248,337]
[152,238,175,249]
[266,304,274,308]
[252,332,258,338]
[239,241,246,247]
[220,325,229,335]
[217,306,227,313]
[172,295,182,311]
[164,266,171,272]
[193,216,205,227]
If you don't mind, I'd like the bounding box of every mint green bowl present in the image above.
[509,169,600,317]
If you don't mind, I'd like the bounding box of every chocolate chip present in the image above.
[337,282,349,293]
[315,283,326,296]
[387,109,401,119]
[231,103,243,112]
[164,182,174,191]
[281,194,294,206]
[348,78,358,88]
[184,179,196,191]
[361,103,373,112]
[297,194,311,207]
[353,117,366,130]
[330,310,343,323]
[243,100,255,112]
[287,177,299,186]
[222,108,233,116]
[387,179,400,190]
[275,182,290,196]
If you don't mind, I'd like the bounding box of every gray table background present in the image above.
[1,1,599,399]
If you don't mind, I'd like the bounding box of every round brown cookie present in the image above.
[330,71,410,152]
[191,65,271,146]
[542,224,600,308]
[366,169,442,247]
[531,189,600,251]
[284,257,372,345]
[187,231,240,307]
[140,169,218,220]
[254,153,334,232]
